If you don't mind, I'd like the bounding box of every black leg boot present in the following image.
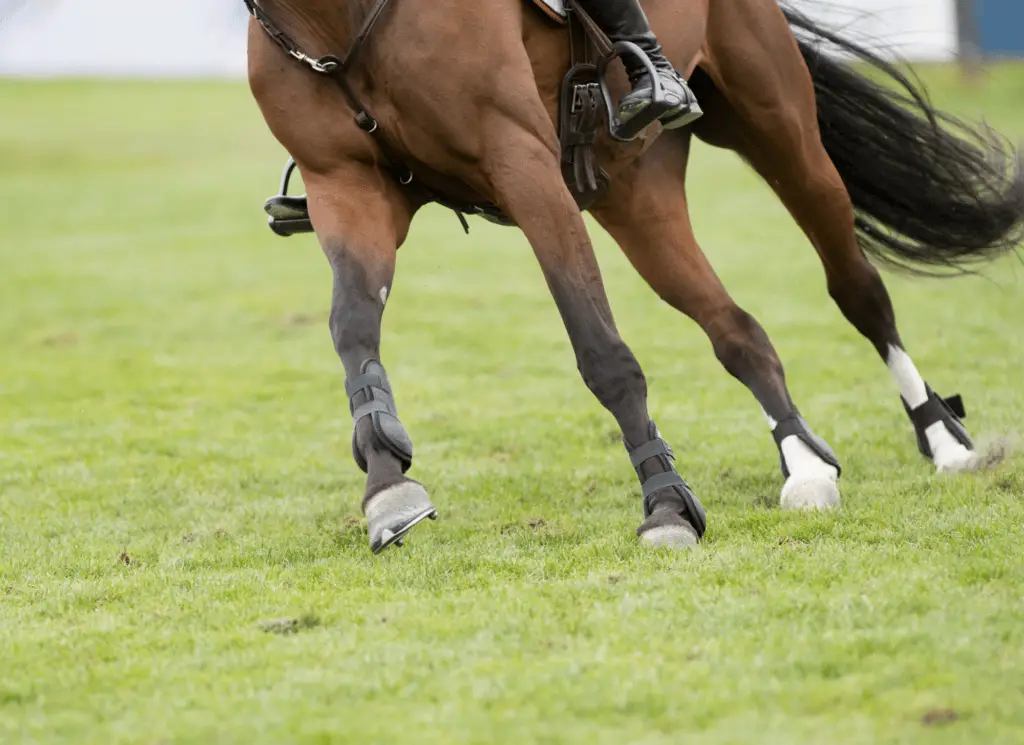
[575,0,702,130]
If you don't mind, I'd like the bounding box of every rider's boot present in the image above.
[575,0,702,130]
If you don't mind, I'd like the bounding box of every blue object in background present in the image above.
[977,0,1024,56]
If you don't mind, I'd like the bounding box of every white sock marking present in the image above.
[886,345,928,408]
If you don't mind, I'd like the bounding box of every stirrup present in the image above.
[598,41,679,142]
[264,158,313,237]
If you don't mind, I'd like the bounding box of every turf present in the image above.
[1,64,1023,744]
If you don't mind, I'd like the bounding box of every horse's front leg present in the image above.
[483,124,706,547]
[305,163,436,554]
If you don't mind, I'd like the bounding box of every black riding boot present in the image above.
[575,0,702,130]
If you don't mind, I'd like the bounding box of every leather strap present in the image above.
[566,0,613,56]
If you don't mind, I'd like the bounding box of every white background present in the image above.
[0,0,956,77]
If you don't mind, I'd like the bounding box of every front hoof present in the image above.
[637,512,700,549]
[365,482,437,555]
[781,476,840,511]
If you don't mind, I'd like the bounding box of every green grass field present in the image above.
[2,65,1023,744]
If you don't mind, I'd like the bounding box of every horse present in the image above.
[244,0,1024,553]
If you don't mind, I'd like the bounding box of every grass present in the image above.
[1,64,1023,744]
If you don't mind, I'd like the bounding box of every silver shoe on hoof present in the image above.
[365,481,437,555]
[639,522,699,549]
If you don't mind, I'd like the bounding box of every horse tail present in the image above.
[781,5,1024,275]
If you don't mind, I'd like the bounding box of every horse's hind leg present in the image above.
[592,133,842,510]
[695,0,981,471]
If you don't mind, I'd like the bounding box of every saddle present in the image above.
[263,0,653,237]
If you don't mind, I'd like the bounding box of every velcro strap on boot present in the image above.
[628,438,675,469]
[347,361,413,474]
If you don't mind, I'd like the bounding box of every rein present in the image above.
[243,0,478,231]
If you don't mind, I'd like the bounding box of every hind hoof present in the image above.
[365,482,437,555]
[781,476,840,511]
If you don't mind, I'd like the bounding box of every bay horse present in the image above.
[245,0,1024,552]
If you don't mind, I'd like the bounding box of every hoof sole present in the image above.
[639,523,699,549]
[781,476,840,511]
[365,482,437,555]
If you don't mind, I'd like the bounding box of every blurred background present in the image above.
[0,0,1022,75]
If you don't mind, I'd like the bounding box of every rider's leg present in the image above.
[575,0,702,129]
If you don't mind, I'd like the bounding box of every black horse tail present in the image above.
[782,6,1024,274]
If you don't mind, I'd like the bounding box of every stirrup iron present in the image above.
[598,42,678,142]
[264,158,313,237]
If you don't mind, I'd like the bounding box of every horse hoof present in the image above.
[780,476,840,511]
[638,523,699,549]
[934,440,979,473]
[365,482,437,555]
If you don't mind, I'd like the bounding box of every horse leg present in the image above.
[246,22,439,553]
[592,133,841,509]
[303,163,437,553]
[693,1,980,472]
[483,121,707,546]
